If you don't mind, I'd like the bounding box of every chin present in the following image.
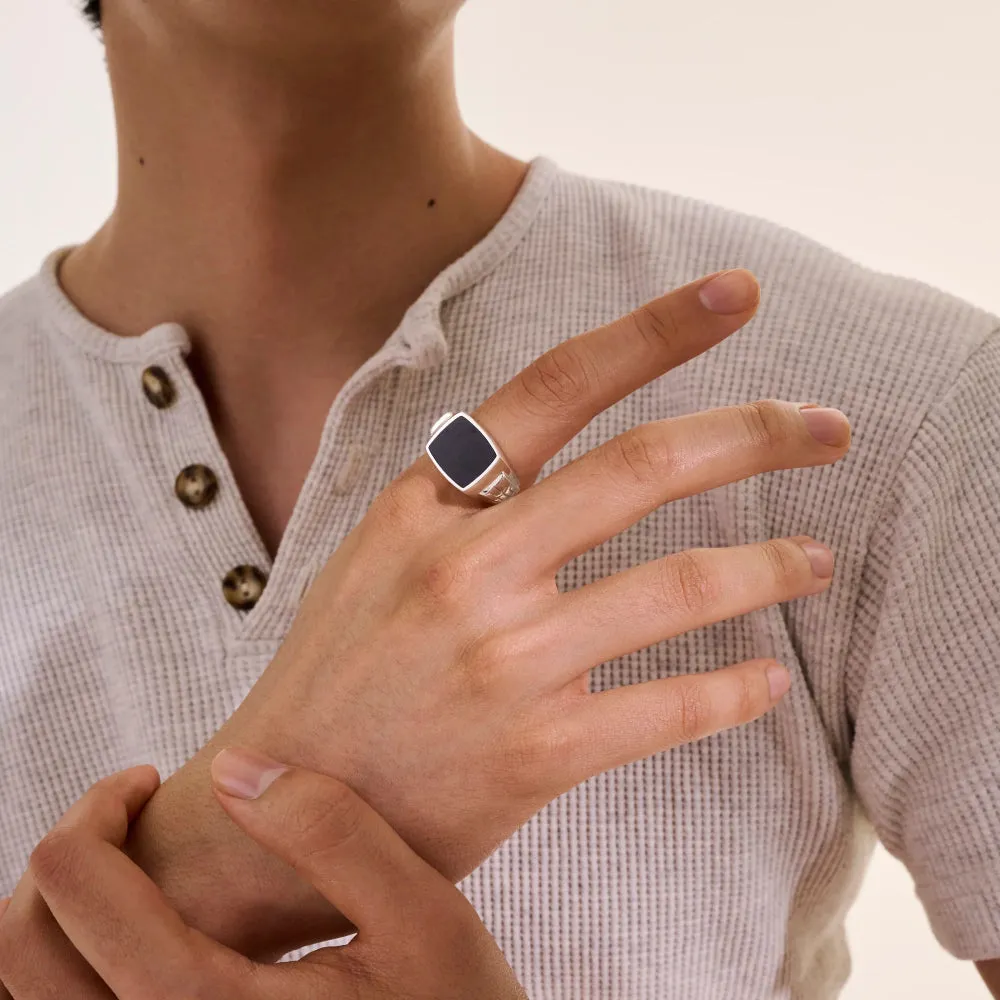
[167,0,462,47]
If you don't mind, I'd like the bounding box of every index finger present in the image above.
[52,765,161,840]
[434,268,760,493]
[29,769,253,997]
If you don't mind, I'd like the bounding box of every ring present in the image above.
[425,411,521,504]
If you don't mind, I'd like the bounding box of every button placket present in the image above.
[139,357,271,618]
[135,307,444,639]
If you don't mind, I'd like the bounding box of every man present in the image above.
[0,0,999,997]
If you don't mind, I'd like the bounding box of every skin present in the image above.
[4,0,996,994]
[0,758,529,998]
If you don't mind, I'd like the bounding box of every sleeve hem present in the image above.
[916,870,1000,960]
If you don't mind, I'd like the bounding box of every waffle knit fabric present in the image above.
[2,155,999,998]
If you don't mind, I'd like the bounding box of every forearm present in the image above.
[125,734,352,960]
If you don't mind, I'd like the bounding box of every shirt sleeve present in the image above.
[849,325,1000,960]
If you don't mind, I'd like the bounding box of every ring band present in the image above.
[425,411,521,505]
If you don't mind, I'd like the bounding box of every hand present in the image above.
[126,268,851,956]
[0,769,158,1000]
[0,756,528,1000]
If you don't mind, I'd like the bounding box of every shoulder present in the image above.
[0,271,55,416]
[487,162,1000,546]
[0,269,49,348]
[526,163,999,396]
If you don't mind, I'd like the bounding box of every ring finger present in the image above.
[411,269,762,508]
[519,534,832,690]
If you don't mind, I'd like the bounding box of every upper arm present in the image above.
[849,328,1000,964]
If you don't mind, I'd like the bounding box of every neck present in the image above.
[61,4,528,384]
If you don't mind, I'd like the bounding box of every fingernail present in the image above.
[800,406,850,447]
[697,269,759,314]
[766,664,791,702]
[795,536,835,578]
[211,748,290,800]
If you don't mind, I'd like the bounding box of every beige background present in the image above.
[1,1,997,996]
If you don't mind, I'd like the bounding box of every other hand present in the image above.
[0,756,528,999]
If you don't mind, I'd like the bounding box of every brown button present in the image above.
[222,565,267,611]
[141,366,176,409]
[174,464,219,509]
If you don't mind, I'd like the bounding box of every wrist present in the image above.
[125,745,352,960]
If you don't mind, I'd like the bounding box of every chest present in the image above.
[0,355,871,1000]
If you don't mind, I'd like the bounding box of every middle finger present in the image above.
[497,399,850,576]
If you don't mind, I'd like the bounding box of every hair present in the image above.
[82,0,101,28]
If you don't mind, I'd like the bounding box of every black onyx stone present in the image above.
[427,414,497,489]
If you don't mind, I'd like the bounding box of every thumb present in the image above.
[211,748,464,940]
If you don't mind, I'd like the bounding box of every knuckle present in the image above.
[673,679,711,744]
[463,633,512,680]
[738,399,794,451]
[373,474,435,531]
[459,633,521,705]
[413,549,475,610]
[627,300,681,353]
[497,721,572,791]
[609,427,671,489]
[462,626,540,701]
[286,780,365,863]
[517,344,595,415]
[760,538,805,584]
[28,828,81,890]
[659,550,718,616]
[733,670,761,722]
